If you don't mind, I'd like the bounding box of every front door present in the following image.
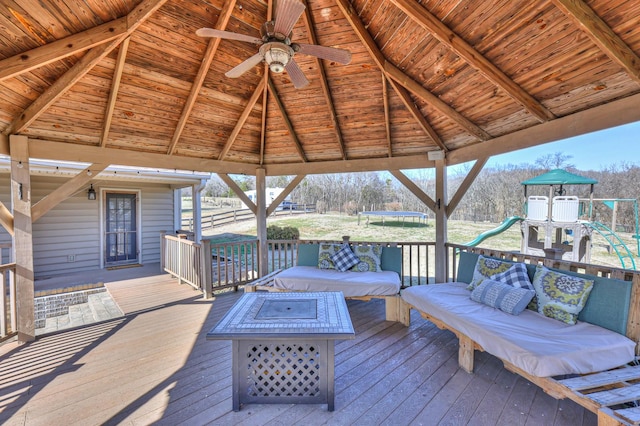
[105,192,138,265]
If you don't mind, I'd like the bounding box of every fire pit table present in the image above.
[207,291,354,411]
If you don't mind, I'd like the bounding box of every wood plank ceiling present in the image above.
[0,0,639,175]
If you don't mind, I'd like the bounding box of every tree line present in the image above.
[200,153,640,231]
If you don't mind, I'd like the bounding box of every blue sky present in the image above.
[482,120,639,171]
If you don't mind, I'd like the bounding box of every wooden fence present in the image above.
[1,243,16,340]
[181,203,316,231]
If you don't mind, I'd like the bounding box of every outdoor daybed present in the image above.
[399,249,640,424]
[244,241,403,321]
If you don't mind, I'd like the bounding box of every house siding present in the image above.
[1,175,178,279]
[0,174,11,264]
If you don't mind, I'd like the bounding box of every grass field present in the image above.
[202,213,640,270]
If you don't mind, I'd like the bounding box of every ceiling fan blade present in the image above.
[196,28,262,45]
[274,0,305,36]
[225,53,264,78]
[284,60,309,89]
[295,43,352,64]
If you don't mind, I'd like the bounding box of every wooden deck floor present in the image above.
[0,274,596,425]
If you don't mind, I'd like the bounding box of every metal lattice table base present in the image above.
[207,292,354,412]
[234,340,332,410]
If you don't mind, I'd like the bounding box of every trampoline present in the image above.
[358,211,428,227]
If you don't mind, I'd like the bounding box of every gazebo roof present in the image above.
[0,0,639,176]
[521,169,599,186]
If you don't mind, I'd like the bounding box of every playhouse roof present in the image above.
[521,169,598,186]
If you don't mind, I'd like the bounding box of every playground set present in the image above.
[464,169,640,270]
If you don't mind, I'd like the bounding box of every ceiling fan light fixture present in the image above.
[261,43,293,73]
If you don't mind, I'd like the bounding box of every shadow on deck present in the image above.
[0,272,596,425]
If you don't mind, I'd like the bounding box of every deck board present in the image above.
[0,274,598,425]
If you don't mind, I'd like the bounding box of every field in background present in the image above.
[202,213,639,270]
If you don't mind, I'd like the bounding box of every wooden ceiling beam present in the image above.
[448,92,640,166]
[387,77,447,151]
[13,93,640,176]
[101,37,130,147]
[218,78,266,160]
[0,202,14,236]
[0,18,128,82]
[382,75,392,157]
[389,170,436,212]
[384,63,491,141]
[3,0,169,136]
[167,0,237,155]
[301,1,347,160]
[24,139,259,175]
[4,42,122,136]
[267,78,307,162]
[335,0,489,143]
[550,0,640,85]
[31,163,108,222]
[446,156,488,217]
[334,0,386,68]
[218,173,256,214]
[260,69,269,165]
[266,155,433,176]
[390,0,555,122]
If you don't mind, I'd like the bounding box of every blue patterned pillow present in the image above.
[331,245,360,272]
[350,245,382,272]
[467,256,513,290]
[471,279,536,315]
[489,263,534,290]
[318,243,339,269]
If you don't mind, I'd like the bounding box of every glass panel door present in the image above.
[105,193,138,264]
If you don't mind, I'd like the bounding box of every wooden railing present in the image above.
[162,234,438,296]
[1,243,16,340]
[161,233,209,295]
[209,240,259,291]
[446,243,640,281]
[264,239,436,286]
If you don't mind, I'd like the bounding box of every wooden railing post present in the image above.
[0,270,6,336]
[201,239,213,299]
[160,231,166,271]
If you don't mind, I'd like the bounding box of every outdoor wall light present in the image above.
[87,184,97,200]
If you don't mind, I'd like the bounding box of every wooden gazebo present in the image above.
[1,0,639,340]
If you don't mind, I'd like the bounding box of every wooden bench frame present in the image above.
[244,269,403,323]
[399,245,640,426]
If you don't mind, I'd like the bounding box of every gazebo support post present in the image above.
[434,157,448,283]
[256,168,268,277]
[10,135,35,342]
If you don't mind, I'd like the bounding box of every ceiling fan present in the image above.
[196,0,351,89]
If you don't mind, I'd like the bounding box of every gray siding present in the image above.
[1,174,177,279]
[139,184,174,264]
[32,176,101,278]
[0,174,11,264]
